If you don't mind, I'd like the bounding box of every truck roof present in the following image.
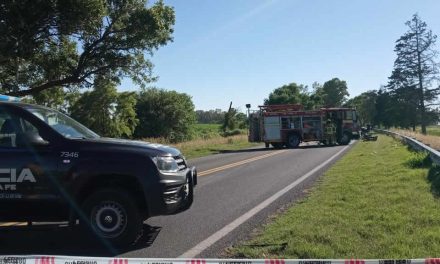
[258,104,355,116]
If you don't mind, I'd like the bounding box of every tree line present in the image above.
[2,1,438,140]
[264,78,350,109]
[264,14,440,134]
[27,79,196,142]
[346,14,440,133]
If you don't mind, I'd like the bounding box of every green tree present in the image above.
[235,112,248,129]
[0,0,175,96]
[31,87,81,113]
[222,107,238,132]
[221,102,248,132]
[318,78,349,107]
[388,14,440,134]
[135,88,196,142]
[264,82,316,109]
[345,91,377,125]
[70,77,138,138]
[195,109,225,124]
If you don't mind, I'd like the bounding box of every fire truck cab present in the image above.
[249,104,359,148]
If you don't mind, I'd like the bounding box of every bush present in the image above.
[221,129,243,137]
[134,88,196,143]
[404,152,432,168]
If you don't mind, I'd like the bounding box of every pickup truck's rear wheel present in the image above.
[82,189,143,247]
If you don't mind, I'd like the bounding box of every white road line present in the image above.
[179,144,352,258]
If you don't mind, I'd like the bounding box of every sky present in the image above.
[120,0,440,111]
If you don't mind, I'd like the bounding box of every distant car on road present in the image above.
[0,98,197,246]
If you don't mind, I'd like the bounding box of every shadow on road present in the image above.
[297,144,339,149]
[215,147,273,154]
[214,144,339,154]
[0,223,161,256]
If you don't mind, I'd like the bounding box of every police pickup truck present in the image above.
[0,96,197,246]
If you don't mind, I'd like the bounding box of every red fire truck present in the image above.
[248,104,360,148]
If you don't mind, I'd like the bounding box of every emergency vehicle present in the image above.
[248,104,360,148]
[0,94,197,246]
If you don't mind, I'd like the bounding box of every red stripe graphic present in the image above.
[426,259,440,264]
[108,259,128,264]
[266,259,285,264]
[345,259,365,264]
[35,257,55,264]
[186,259,206,264]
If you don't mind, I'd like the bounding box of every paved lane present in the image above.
[0,143,354,258]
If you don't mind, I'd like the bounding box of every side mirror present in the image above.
[16,131,49,148]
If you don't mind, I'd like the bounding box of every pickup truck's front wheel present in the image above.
[82,189,143,247]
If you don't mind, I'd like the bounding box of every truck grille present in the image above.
[174,155,187,171]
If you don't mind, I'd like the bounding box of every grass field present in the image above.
[192,123,223,139]
[229,136,440,258]
[143,123,260,159]
[420,125,440,137]
[172,134,260,159]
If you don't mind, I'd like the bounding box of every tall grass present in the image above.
[137,123,255,159]
[141,134,258,159]
[391,127,440,150]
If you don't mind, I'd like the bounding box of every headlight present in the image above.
[153,156,179,173]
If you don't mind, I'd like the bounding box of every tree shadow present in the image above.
[427,165,440,198]
[0,223,161,256]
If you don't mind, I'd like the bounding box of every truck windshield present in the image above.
[26,106,100,139]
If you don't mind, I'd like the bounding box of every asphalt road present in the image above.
[0,142,354,258]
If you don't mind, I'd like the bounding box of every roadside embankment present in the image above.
[230,135,440,258]
[391,127,440,151]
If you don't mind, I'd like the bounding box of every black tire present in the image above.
[82,188,143,247]
[179,173,194,211]
[286,133,300,148]
[338,132,351,145]
[265,142,270,148]
[271,142,284,149]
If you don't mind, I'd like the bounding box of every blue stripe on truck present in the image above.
[0,94,21,102]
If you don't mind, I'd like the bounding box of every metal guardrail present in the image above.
[376,129,440,165]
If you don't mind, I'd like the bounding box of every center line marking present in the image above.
[198,150,289,177]
[179,144,351,258]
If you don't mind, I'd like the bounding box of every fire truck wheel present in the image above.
[286,133,300,148]
[338,132,351,145]
[271,143,284,149]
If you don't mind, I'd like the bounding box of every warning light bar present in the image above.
[0,94,21,102]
